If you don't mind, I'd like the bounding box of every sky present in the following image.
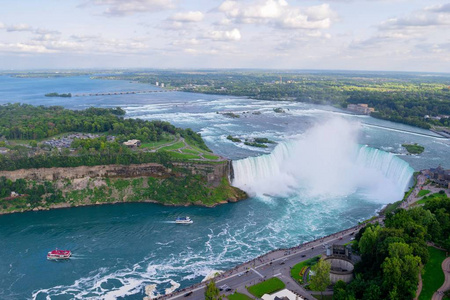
[0,0,449,72]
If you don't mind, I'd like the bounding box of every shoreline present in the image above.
[0,195,247,216]
[177,88,450,138]
[155,170,445,300]
[157,216,384,300]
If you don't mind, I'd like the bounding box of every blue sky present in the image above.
[0,0,449,72]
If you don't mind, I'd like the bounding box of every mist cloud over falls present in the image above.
[232,118,413,203]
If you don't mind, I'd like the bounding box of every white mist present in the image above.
[232,118,413,203]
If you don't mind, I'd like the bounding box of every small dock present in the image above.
[73,90,172,97]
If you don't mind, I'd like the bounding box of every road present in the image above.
[157,222,371,300]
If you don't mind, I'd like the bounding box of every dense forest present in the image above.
[0,104,210,170]
[0,103,208,150]
[95,70,450,129]
[334,192,450,300]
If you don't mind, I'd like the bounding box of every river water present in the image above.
[0,75,448,299]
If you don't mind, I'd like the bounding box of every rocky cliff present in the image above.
[0,161,247,214]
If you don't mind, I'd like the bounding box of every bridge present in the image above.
[73,90,172,97]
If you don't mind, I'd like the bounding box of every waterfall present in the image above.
[232,118,414,203]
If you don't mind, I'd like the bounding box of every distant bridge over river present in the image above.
[73,90,172,97]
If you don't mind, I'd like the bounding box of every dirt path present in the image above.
[415,272,423,300]
[432,257,450,300]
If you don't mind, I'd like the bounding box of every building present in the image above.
[261,289,304,300]
[155,81,159,86]
[424,166,450,189]
[347,103,375,115]
[326,244,350,258]
[325,244,355,283]
[161,83,165,88]
[123,139,141,148]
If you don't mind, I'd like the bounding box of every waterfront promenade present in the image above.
[155,217,382,300]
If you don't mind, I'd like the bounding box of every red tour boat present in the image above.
[47,249,71,260]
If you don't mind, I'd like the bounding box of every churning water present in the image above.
[0,76,447,299]
[233,118,414,201]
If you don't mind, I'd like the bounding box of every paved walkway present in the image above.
[432,257,450,300]
[400,173,450,210]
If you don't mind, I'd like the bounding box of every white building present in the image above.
[261,289,304,300]
[155,82,159,86]
[123,139,141,148]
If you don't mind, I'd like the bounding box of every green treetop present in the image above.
[309,258,331,299]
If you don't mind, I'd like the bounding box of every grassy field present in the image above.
[203,153,219,160]
[416,192,448,205]
[247,277,285,298]
[227,292,253,300]
[417,189,431,197]
[158,141,185,151]
[140,138,174,149]
[166,152,201,160]
[291,256,321,282]
[419,246,447,300]
[181,148,199,154]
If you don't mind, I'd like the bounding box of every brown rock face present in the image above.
[0,162,231,185]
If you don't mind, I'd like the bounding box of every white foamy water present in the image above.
[232,118,414,202]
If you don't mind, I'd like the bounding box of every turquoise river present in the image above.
[0,75,448,299]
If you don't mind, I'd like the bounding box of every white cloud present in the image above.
[82,0,174,16]
[217,0,335,29]
[0,43,57,54]
[6,24,33,32]
[204,28,241,41]
[172,38,200,46]
[426,3,450,13]
[380,3,450,30]
[170,11,204,23]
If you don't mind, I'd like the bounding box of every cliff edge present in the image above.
[0,161,247,214]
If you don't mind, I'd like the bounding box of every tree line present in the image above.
[0,103,209,151]
[95,71,450,129]
[334,192,449,300]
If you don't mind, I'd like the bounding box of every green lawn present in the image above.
[227,292,253,300]
[166,152,201,160]
[140,138,174,149]
[417,189,431,197]
[181,148,200,154]
[291,256,320,282]
[416,192,449,205]
[203,153,219,160]
[419,246,447,300]
[247,277,285,298]
[188,143,212,153]
[158,141,184,151]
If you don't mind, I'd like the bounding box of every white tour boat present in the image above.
[175,216,193,224]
